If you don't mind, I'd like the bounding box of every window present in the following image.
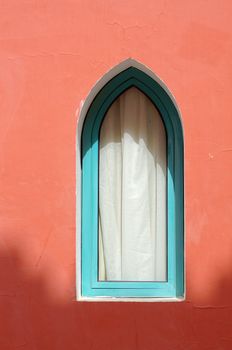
[81,66,184,299]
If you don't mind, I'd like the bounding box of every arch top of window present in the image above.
[78,61,184,301]
[81,66,183,157]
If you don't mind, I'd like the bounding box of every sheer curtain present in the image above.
[98,87,166,282]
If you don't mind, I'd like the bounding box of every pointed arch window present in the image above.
[81,67,184,299]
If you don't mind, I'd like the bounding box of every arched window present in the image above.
[80,65,184,299]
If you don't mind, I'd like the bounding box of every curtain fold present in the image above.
[99,87,166,281]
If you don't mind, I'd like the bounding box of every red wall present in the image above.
[1,1,232,349]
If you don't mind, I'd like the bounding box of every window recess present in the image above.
[81,67,184,299]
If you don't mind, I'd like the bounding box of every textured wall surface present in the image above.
[0,1,232,349]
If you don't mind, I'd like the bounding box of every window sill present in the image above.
[77,295,185,303]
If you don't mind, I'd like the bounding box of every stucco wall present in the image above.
[0,1,232,349]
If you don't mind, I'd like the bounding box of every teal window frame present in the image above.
[81,67,184,298]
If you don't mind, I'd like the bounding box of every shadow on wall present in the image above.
[1,243,232,350]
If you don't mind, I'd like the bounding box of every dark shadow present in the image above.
[1,242,232,350]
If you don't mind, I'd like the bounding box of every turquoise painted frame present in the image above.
[81,67,184,298]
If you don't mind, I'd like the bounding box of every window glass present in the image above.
[99,87,167,282]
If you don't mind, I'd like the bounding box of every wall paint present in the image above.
[0,1,232,349]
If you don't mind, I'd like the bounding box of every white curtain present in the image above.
[99,87,166,282]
